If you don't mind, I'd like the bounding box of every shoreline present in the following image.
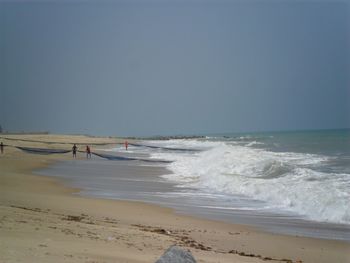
[1,134,350,263]
[37,153,350,242]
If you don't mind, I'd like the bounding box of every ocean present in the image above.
[145,129,350,225]
[37,129,350,241]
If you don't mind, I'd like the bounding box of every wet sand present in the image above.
[1,134,349,263]
[38,156,350,242]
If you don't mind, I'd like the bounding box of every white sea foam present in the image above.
[245,141,264,147]
[149,140,350,224]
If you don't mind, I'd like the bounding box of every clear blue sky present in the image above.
[1,0,349,136]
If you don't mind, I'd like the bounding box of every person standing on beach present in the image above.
[72,144,77,158]
[86,145,91,159]
[124,140,128,151]
[0,142,3,154]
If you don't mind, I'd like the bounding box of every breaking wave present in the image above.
[150,140,350,224]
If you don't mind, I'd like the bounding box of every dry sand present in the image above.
[0,134,349,263]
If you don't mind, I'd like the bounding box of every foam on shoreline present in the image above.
[37,152,350,242]
[1,134,350,263]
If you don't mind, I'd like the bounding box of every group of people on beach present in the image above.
[72,140,128,159]
[72,144,91,159]
[0,140,129,158]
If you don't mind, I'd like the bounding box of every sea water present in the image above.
[140,129,350,225]
[37,129,350,240]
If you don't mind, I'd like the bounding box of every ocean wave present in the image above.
[245,141,264,147]
[151,140,350,224]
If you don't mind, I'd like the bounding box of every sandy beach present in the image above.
[0,134,349,263]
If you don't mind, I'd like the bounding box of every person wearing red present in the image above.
[124,140,128,151]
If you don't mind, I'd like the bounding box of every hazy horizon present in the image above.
[1,0,349,137]
[0,125,349,139]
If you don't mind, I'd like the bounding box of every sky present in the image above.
[0,0,349,136]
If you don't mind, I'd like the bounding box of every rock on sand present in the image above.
[155,245,196,263]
